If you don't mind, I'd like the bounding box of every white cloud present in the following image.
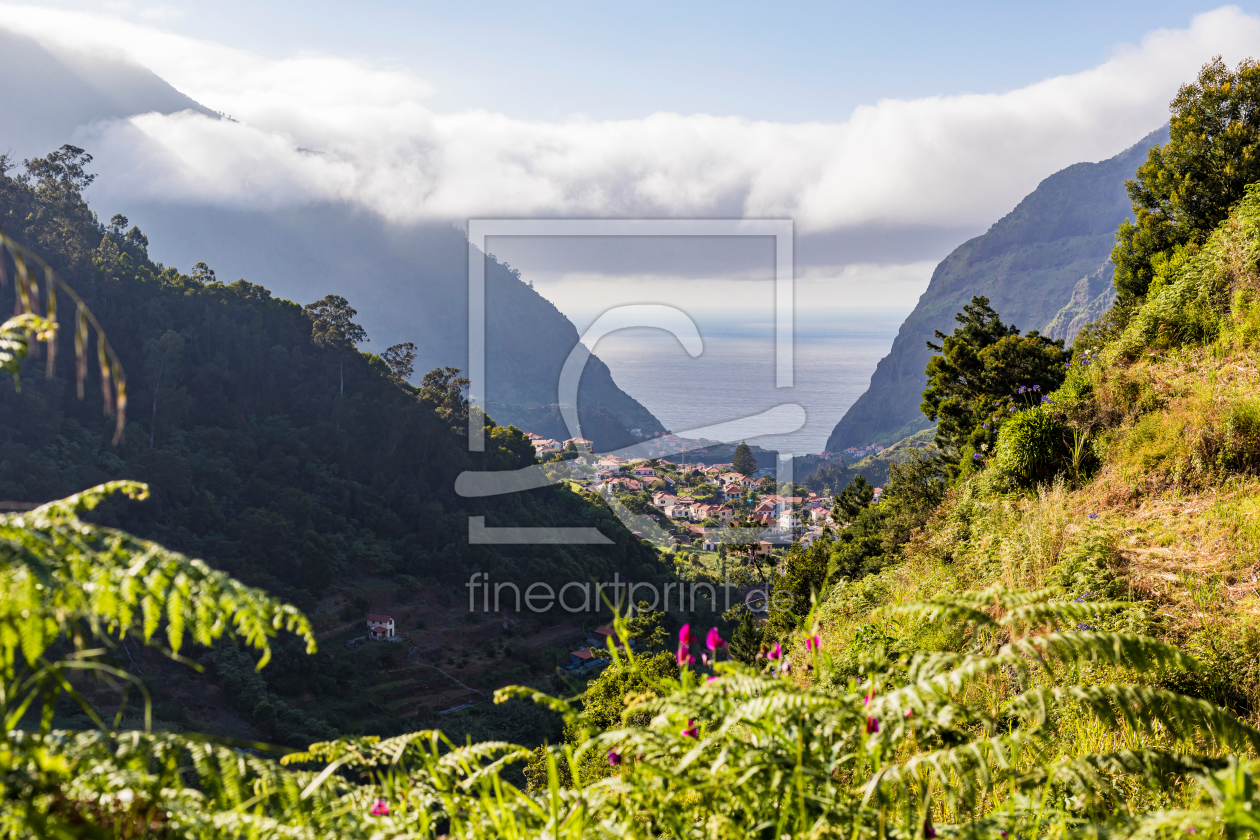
[137,5,184,22]
[5,4,1260,235]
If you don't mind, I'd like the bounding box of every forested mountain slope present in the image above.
[127,203,666,448]
[827,126,1168,450]
[0,30,667,448]
[0,149,666,613]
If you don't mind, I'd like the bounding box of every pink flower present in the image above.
[780,659,791,674]
[679,624,693,645]
[805,634,821,651]
[904,708,913,719]
[676,643,694,666]
[767,643,782,661]
[706,676,718,684]
[682,719,698,738]
[608,749,621,766]
[370,798,390,816]
[706,627,727,650]
[866,716,880,734]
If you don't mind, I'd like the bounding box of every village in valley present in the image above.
[523,432,885,553]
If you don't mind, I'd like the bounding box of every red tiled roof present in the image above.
[571,648,595,660]
[366,614,393,623]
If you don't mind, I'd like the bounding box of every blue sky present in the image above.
[6,1,1260,318]
[30,0,1245,121]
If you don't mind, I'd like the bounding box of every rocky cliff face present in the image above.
[825,126,1168,451]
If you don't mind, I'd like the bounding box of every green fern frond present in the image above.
[1009,685,1260,752]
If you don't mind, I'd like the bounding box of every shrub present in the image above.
[1212,397,1260,474]
[991,408,1068,487]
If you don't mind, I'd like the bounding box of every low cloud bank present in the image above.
[3,6,1258,239]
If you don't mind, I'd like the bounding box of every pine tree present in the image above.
[728,608,765,665]
[732,441,757,476]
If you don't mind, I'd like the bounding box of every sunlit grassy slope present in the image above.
[814,183,1260,730]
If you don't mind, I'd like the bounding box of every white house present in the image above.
[366,613,396,640]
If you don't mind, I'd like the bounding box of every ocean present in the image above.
[589,316,903,455]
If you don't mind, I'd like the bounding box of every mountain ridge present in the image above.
[825,125,1169,451]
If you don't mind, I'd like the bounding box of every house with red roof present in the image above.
[366,613,396,640]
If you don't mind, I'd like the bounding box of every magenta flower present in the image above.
[706,627,727,650]
[679,624,693,645]
[608,749,621,767]
[682,719,698,738]
[370,798,390,816]
[676,643,694,666]
[706,675,718,684]
[806,634,821,651]
[767,642,782,661]
[866,716,880,734]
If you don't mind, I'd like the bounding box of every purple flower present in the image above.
[973,453,982,460]
[982,424,990,429]
[370,798,390,816]
[924,819,937,839]
[780,659,792,674]
[1033,384,1040,391]
[682,719,698,738]
[1018,386,1027,394]
[706,627,726,650]
[1187,827,1197,835]
[866,716,880,734]
[608,749,621,766]
[1089,513,1098,520]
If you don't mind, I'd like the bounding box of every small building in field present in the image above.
[366,614,396,640]
[567,648,599,669]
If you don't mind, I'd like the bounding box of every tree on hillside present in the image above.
[728,608,765,665]
[190,260,217,284]
[732,441,757,476]
[832,475,873,524]
[305,294,368,350]
[921,295,1067,469]
[305,294,369,393]
[23,144,95,200]
[382,341,417,382]
[1113,56,1260,303]
[421,365,470,426]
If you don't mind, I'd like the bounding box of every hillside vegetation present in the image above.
[10,59,1260,839]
